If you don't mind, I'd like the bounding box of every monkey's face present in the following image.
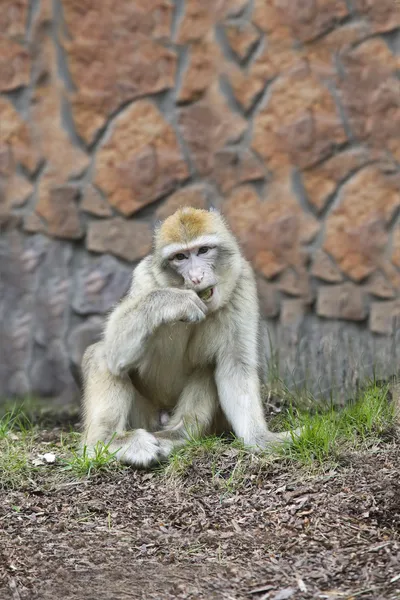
[167,243,220,311]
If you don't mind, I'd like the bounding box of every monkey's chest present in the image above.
[135,323,211,406]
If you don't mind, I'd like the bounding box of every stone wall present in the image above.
[1,0,400,402]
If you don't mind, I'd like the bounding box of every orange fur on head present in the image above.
[157,207,216,246]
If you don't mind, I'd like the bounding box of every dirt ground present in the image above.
[1,425,400,600]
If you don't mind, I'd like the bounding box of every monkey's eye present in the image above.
[174,253,187,261]
[198,247,209,255]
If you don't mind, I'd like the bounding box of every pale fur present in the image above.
[81,208,294,467]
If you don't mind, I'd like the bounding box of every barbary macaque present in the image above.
[81,207,295,467]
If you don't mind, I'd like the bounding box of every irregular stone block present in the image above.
[354,0,400,34]
[317,283,367,321]
[257,279,279,318]
[87,218,153,264]
[177,0,247,43]
[252,62,346,173]
[365,272,395,300]
[81,185,113,217]
[178,38,221,103]
[63,0,176,144]
[277,269,314,302]
[323,166,400,282]
[34,242,72,345]
[94,101,189,216]
[36,184,83,240]
[179,86,247,175]
[369,301,400,335]
[68,318,104,367]
[311,250,343,283]
[213,149,265,194]
[0,37,30,92]
[155,185,209,221]
[280,299,306,326]
[224,22,260,61]
[72,254,132,315]
[30,340,79,401]
[339,39,400,160]
[223,183,319,280]
[8,173,33,208]
[0,98,39,173]
[0,0,28,39]
[302,149,370,213]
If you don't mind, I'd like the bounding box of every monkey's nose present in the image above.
[189,271,204,285]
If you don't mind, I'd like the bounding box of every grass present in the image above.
[276,380,396,465]
[0,410,122,489]
[61,436,122,478]
[0,379,397,490]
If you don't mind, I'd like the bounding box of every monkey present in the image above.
[81,207,296,467]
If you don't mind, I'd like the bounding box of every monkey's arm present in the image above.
[104,259,207,376]
[214,266,289,449]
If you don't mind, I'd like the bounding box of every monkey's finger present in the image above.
[190,295,208,314]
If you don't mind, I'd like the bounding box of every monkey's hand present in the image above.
[104,289,207,377]
[160,289,207,324]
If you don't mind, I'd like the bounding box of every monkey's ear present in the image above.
[209,206,220,214]
[154,219,162,231]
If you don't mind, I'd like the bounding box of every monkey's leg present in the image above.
[81,342,160,463]
[215,361,294,450]
[152,369,219,460]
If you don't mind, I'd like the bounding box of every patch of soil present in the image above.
[1,436,400,600]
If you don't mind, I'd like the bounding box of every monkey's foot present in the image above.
[248,427,303,453]
[113,429,169,468]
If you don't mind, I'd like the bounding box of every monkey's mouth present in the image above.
[198,286,214,302]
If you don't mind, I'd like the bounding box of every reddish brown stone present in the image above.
[365,272,395,300]
[178,38,221,103]
[302,148,370,212]
[30,35,89,180]
[0,0,28,39]
[277,269,313,302]
[179,86,247,176]
[94,101,189,216]
[253,0,348,42]
[177,0,247,43]
[0,145,12,176]
[252,0,292,37]
[213,149,265,194]
[317,283,367,321]
[36,182,83,240]
[0,37,30,92]
[354,0,400,33]
[87,217,153,263]
[63,0,177,144]
[306,22,371,77]
[257,279,279,318]
[290,0,348,42]
[223,183,319,280]
[224,22,260,60]
[7,174,33,208]
[311,250,343,283]
[63,0,173,43]
[81,185,113,217]
[324,166,400,282]
[227,40,298,111]
[155,185,208,221]
[252,63,346,174]
[392,227,400,271]
[0,98,39,173]
[339,39,400,158]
